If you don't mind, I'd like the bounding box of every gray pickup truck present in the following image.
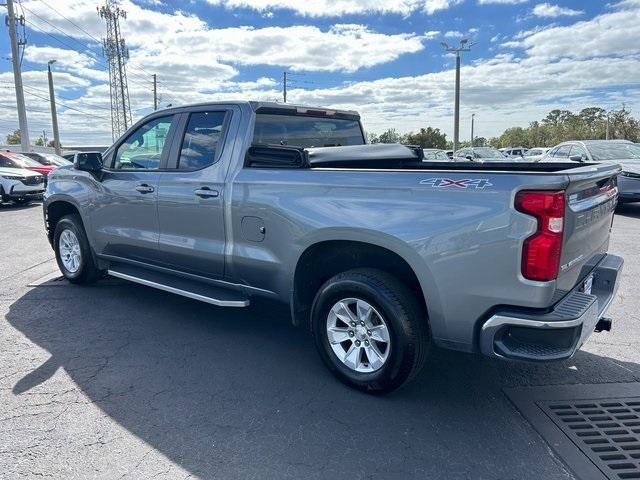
[43,101,623,393]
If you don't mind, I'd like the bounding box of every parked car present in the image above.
[44,101,623,393]
[523,147,550,162]
[22,151,73,167]
[0,162,46,205]
[542,140,640,203]
[422,148,450,161]
[0,151,57,176]
[454,146,512,162]
[501,147,529,158]
[444,150,454,159]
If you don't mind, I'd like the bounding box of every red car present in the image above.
[0,151,57,176]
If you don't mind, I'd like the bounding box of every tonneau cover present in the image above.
[307,144,421,166]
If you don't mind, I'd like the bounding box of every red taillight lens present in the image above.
[515,190,565,281]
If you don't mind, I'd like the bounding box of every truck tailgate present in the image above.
[557,162,620,293]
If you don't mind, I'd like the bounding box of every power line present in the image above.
[0,80,113,111]
[22,89,111,120]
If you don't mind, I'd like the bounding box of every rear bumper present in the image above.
[479,254,623,362]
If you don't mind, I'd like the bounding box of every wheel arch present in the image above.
[290,236,439,333]
[45,198,84,246]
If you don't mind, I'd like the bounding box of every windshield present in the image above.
[253,114,365,148]
[423,150,449,161]
[588,143,640,161]
[471,147,506,159]
[44,154,72,166]
[0,152,42,168]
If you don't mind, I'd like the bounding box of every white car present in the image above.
[0,166,46,205]
[501,147,529,158]
[523,147,551,162]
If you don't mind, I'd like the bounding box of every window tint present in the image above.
[553,145,571,158]
[253,114,365,148]
[178,111,227,169]
[114,115,173,170]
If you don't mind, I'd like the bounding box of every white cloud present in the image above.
[444,30,464,38]
[424,30,441,39]
[206,0,462,16]
[477,0,527,4]
[532,3,584,17]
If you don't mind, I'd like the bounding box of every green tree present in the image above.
[6,129,20,145]
[403,127,447,149]
[377,128,402,144]
[34,136,45,147]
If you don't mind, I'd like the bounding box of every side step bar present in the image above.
[107,264,249,308]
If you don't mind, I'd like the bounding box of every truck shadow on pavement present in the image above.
[616,202,640,219]
[6,282,640,479]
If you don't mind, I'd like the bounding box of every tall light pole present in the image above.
[6,0,30,151]
[47,60,61,155]
[471,113,475,148]
[441,39,475,153]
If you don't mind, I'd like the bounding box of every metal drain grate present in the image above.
[540,398,640,479]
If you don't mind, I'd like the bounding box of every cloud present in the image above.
[532,3,584,17]
[477,0,527,4]
[205,0,462,16]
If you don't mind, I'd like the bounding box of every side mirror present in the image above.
[74,152,103,172]
[568,154,583,162]
[465,155,473,160]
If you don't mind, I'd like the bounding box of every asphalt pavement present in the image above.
[1,201,639,479]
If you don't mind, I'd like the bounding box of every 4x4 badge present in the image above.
[419,178,493,189]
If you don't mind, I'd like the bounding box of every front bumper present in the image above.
[479,254,623,362]
[2,182,45,199]
[618,174,640,202]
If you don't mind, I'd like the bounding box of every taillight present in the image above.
[515,190,565,281]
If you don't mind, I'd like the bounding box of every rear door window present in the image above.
[177,111,228,170]
[253,114,365,148]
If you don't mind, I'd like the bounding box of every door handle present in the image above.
[194,187,219,198]
[135,184,155,194]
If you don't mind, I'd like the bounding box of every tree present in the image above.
[34,136,45,147]
[366,132,379,144]
[377,128,402,144]
[6,129,20,145]
[472,136,487,147]
[403,127,447,149]
[47,140,59,148]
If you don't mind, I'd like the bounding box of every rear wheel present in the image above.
[53,214,104,284]
[311,268,430,393]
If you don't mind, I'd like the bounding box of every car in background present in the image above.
[543,140,640,203]
[501,147,529,158]
[21,151,73,167]
[454,146,512,162]
[0,151,57,176]
[523,147,550,162]
[444,150,454,159]
[0,162,46,205]
[422,148,450,161]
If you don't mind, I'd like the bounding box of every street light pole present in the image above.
[47,60,61,155]
[441,39,475,153]
[471,113,475,148]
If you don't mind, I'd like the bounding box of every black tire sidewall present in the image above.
[312,274,419,392]
[54,217,89,281]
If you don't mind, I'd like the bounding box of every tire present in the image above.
[311,268,430,393]
[53,214,104,285]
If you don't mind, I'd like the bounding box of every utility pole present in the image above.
[605,114,610,140]
[152,74,157,110]
[470,113,475,148]
[283,71,287,103]
[441,39,475,153]
[5,0,30,151]
[47,60,61,155]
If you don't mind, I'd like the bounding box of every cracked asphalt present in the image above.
[0,201,639,480]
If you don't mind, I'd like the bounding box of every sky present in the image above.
[0,0,639,145]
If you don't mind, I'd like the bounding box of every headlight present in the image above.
[0,175,25,180]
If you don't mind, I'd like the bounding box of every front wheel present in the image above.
[53,214,104,285]
[311,268,430,393]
